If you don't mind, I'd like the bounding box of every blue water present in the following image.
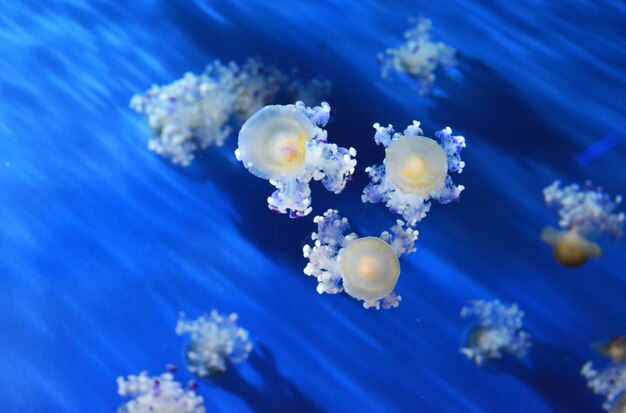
[1,1,625,412]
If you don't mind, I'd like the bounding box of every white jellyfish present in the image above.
[582,362,626,412]
[236,102,356,217]
[131,58,332,166]
[117,371,205,413]
[378,18,458,95]
[302,209,417,310]
[542,181,624,268]
[460,299,531,366]
[362,122,465,226]
[175,310,252,378]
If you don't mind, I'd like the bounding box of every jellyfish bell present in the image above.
[385,136,447,197]
[401,43,439,74]
[237,105,314,180]
[541,227,602,268]
[338,237,400,302]
[465,326,506,364]
[594,336,626,364]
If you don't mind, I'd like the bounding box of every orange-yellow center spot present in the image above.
[277,134,305,164]
[358,255,381,281]
[402,156,426,182]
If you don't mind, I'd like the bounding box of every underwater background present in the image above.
[1,0,625,412]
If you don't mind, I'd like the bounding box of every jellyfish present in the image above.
[175,310,252,378]
[362,122,465,226]
[378,18,458,95]
[542,180,624,268]
[236,102,356,217]
[460,299,531,366]
[117,371,205,413]
[595,336,626,364]
[582,362,626,412]
[131,58,332,166]
[302,209,417,309]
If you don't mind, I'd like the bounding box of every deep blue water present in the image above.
[1,1,625,412]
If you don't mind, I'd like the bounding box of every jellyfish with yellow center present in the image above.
[541,227,602,268]
[303,209,416,310]
[236,102,356,218]
[237,105,312,180]
[339,237,400,304]
[379,18,458,95]
[542,181,624,268]
[385,136,448,197]
[363,122,465,226]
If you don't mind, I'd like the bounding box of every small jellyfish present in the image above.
[362,122,465,226]
[236,102,356,217]
[582,361,626,412]
[302,209,417,309]
[460,299,531,366]
[594,336,626,364]
[175,310,252,378]
[378,18,458,95]
[542,181,624,268]
[117,371,205,413]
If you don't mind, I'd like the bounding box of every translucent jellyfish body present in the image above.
[362,122,465,226]
[581,362,626,412]
[542,181,624,268]
[302,209,417,309]
[175,310,252,378]
[131,58,331,166]
[460,300,531,366]
[236,102,356,217]
[117,371,205,413]
[378,18,458,95]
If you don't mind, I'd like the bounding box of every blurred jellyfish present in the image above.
[460,299,531,366]
[176,310,252,378]
[582,362,626,412]
[302,209,417,309]
[378,18,458,95]
[131,58,331,166]
[362,122,465,226]
[236,102,356,217]
[542,181,624,268]
[595,336,626,364]
[117,371,205,413]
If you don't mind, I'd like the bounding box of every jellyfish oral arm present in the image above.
[379,220,418,257]
[117,372,205,413]
[303,210,352,294]
[268,178,312,218]
[582,362,626,411]
[543,180,624,240]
